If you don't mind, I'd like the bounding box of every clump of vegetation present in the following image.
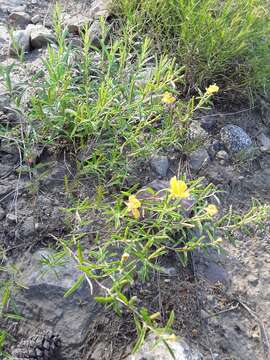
[55,176,268,353]
[114,0,270,96]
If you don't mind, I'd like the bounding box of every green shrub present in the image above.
[114,0,270,96]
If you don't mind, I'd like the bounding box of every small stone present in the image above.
[188,147,210,172]
[88,20,103,47]
[9,11,31,28]
[65,15,90,34]
[31,14,40,24]
[0,206,5,220]
[216,150,229,163]
[6,213,17,223]
[161,266,177,277]
[27,24,55,49]
[188,121,208,141]
[150,155,169,177]
[208,140,223,160]
[20,216,36,237]
[9,29,30,55]
[220,124,252,154]
[258,132,270,153]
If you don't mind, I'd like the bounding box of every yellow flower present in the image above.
[121,252,130,262]
[126,195,141,219]
[166,334,177,341]
[162,92,176,104]
[206,204,218,216]
[169,176,189,198]
[206,84,219,95]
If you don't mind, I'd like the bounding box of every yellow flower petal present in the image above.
[169,176,189,198]
[206,204,218,216]
[206,84,219,95]
[121,252,130,262]
[162,92,176,104]
[132,207,140,219]
[126,195,141,219]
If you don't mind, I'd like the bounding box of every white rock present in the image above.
[126,333,203,360]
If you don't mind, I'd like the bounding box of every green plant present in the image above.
[114,0,270,96]
[50,176,269,355]
[28,8,221,186]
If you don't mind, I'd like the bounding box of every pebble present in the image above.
[31,14,40,24]
[216,150,229,164]
[188,121,208,141]
[220,124,252,154]
[188,147,210,172]
[20,216,36,237]
[6,213,17,223]
[150,155,169,177]
[258,132,270,153]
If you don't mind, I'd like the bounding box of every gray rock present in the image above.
[90,0,113,19]
[88,20,103,47]
[27,24,55,49]
[65,14,90,34]
[193,248,230,288]
[9,29,30,55]
[14,248,100,348]
[188,121,208,141]
[188,147,210,172]
[126,333,203,360]
[0,205,5,220]
[8,11,31,28]
[0,139,19,155]
[220,125,252,154]
[150,155,169,177]
[258,132,270,153]
[31,14,40,24]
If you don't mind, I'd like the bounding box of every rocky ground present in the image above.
[1,0,270,359]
